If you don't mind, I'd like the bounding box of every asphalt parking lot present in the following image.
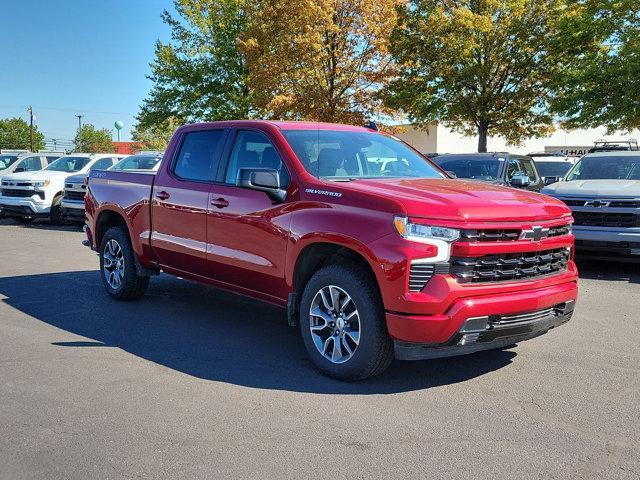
[0,219,638,479]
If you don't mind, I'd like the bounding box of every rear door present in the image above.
[204,129,292,300]
[151,128,228,276]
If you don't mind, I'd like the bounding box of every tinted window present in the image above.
[45,156,61,165]
[45,156,91,172]
[519,158,538,182]
[91,158,116,170]
[434,156,503,181]
[566,155,640,180]
[0,155,19,169]
[535,161,573,177]
[21,156,43,171]
[282,130,443,180]
[225,131,290,186]
[111,154,161,171]
[173,130,224,181]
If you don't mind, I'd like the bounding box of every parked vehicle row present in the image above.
[0,151,163,224]
[83,120,578,380]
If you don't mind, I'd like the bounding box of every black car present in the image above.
[432,152,544,191]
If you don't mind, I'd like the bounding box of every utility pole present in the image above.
[28,106,34,152]
[75,115,83,151]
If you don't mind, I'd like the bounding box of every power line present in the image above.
[0,104,136,116]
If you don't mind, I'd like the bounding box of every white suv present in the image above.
[0,153,125,224]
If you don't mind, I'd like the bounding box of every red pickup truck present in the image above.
[84,121,578,380]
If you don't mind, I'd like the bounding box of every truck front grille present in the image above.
[451,247,571,283]
[1,189,44,200]
[64,191,86,201]
[459,224,571,242]
[562,199,640,208]
[572,211,640,228]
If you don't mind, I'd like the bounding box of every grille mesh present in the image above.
[451,247,571,283]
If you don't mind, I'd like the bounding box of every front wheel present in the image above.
[299,264,394,380]
[49,195,67,225]
[99,226,150,300]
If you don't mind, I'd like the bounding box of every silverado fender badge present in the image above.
[520,226,550,242]
[305,188,342,198]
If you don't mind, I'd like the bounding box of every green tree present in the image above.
[131,117,178,151]
[0,117,45,151]
[551,0,640,132]
[137,0,253,129]
[75,124,115,153]
[387,0,568,152]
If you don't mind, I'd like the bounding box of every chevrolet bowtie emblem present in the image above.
[520,226,550,242]
[584,200,610,208]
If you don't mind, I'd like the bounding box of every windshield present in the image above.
[45,156,91,173]
[566,156,640,181]
[535,161,574,178]
[433,155,504,181]
[110,155,161,171]
[0,155,19,169]
[281,130,444,180]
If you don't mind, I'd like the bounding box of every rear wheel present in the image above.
[299,264,394,380]
[99,226,149,300]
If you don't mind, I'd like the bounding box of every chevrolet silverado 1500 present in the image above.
[84,121,578,380]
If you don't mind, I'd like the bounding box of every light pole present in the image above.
[28,106,34,151]
[75,114,83,151]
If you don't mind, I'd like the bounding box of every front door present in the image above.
[151,128,227,276]
[205,129,292,300]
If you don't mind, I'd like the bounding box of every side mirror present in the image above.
[236,168,286,202]
[14,166,25,173]
[510,174,531,187]
[544,176,561,185]
[445,170,457,179]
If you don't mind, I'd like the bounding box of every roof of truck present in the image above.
[583,150,640,157]
[186,120,376,132]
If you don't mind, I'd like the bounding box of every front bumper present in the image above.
[61,199,85,222]
[395,300,574,360]
[573,226,640,256]
[0,196,51,217]
[386,275,578,345]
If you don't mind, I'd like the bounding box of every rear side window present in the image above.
[173,130,224,181]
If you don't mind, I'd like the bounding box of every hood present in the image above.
[542,179,640,198]
[340,178,569,222]
[65,173,88,184]
[1,170,71,182]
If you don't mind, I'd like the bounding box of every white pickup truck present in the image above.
[542,151,640,259]
[0,153,125,224]
[61,152,161,224]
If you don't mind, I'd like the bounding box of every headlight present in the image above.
[34,180,50,188]
[393,216,460,243]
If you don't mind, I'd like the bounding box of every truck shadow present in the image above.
[0,218,82,232]
[0,271,516,394]
[575,257,640,284]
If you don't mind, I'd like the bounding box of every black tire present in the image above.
[299,264,394,381]
[14,216,35,224]
[99,226,150,300]
[49,195,67,225]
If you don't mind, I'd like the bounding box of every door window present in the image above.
[507,158,524,181]
[21,156,43,171]
[91,157,115,170]
[519,158,539,182]
[173,130,224,182]
[224,130,290,186]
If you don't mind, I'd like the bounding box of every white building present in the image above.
[395,123,640,156]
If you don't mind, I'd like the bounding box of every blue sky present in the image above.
[0,0,174,145]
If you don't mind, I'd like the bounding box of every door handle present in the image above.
[210,197,229,208]
[156,191,170,201]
